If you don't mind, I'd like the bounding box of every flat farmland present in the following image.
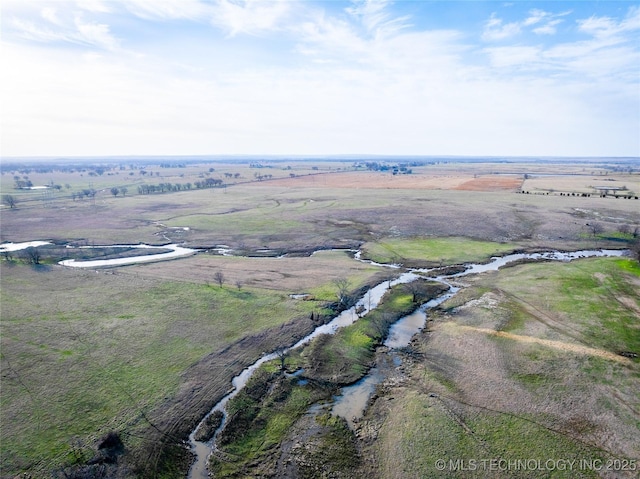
[0,250,388,477]
[1,157,639,478]
[523,173,640,195]
[4,176,639,253]
[121,250,384,295]
[263,170,523,191]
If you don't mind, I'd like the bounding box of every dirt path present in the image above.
[454,324,631,364]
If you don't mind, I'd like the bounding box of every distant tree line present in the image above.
[355,161,414,174]
[1,246,41,265]
[518,190,638,199]
[254,173,273,181]
[110,187,128,197]
[13,178,33,189]
[137,178,224,195]
[71,189,97,201]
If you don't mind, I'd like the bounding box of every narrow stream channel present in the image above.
[1,240,627,475]
[187,248,628,478]
[58,244,197,267]
[330,248,630,425]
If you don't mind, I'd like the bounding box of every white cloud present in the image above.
[523,8,548,26]
[578,5,640,39]
[294,1,463,74]
[76,0,111,14]
[123,0,209,21]
[484,8,571,40]
[41,7,60,25]
[74,15,120,50]
[483,45,542,69]
[533,19,563,36]
[295,12,369,64]
[209,0,292,36]
[482,13,521,41]
[1,1,638,157]
[346,0,412,39]
[8,10,119,50]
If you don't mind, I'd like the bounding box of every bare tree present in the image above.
[618,224,631,235]
[24,247,41,265]
[274,347,289,371]
[587,222,604,237]
[2,195,17,209]
[403,280,423,303]
[235,279,244,290]
[333,277,351,305]
[213,271,225,288]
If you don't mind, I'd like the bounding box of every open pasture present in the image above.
[360,237,521,266]
[3,181,639,255]
[0,249,388,476]
[263,170,523,191]
[2,159,639,252]
[0,159,350,212]
[364,257,640,478]
[523,173,640,196]
[120,250,384,296]
[1,157,639,478]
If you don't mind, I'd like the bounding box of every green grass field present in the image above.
[1,159,639,478]
[0,259,378,474]
[370,256,639,479]
[361,237,520,265]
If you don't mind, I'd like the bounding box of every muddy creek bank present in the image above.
[187,248,628,478]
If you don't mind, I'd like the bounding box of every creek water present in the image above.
[58,244,197,267]
[330,249,628,425]
[0,238,626,475]
[0,240,198,266]
[187,248,628,478]
[0,240,52,252]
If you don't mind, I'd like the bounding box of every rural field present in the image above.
[1,157,639,478]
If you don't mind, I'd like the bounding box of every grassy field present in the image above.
[360,237,520,266]
[3,159,639,251]
[0,254,386,476]
[362,256,640,479]
[1,158,639,478]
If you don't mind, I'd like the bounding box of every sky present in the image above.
[1,0,639,158]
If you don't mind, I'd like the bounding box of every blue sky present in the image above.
[2,1,639,157]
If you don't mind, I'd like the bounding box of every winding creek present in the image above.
[0,241,198,267]
[58,244,197,267]
[187,248,628,478]
[0,239,629,477]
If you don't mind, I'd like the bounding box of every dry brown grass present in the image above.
[257,171,523,192]
[119,250,385,293]
[2,164,639,253]
[523,173,640,195]
[356,258,640,479]
[454,176,523,191]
